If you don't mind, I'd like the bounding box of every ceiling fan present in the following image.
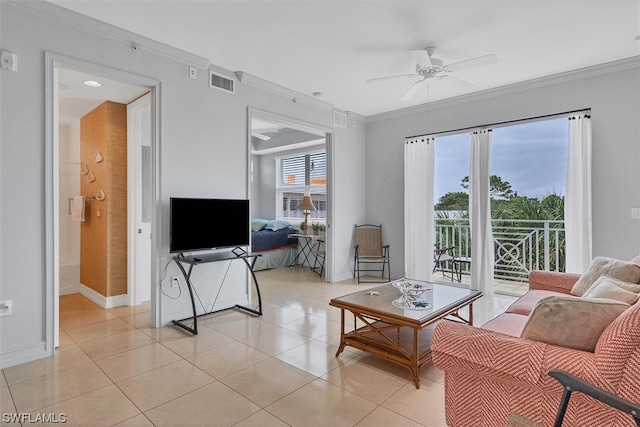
[251,118,282,141]
[368,47,497,101]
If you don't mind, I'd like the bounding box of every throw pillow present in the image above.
[251,220,268,232]
[570,257,640,297]
[520,295,629,352]
[265,219,292,231]
[582,275,640,305]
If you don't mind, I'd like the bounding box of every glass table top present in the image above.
[330,278,482,323]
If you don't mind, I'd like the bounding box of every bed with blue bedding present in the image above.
[251,219,298,271]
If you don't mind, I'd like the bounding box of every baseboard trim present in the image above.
[79,284,129,309]
[0,341,48,370]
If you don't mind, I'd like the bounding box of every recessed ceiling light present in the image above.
[83,80,102,87]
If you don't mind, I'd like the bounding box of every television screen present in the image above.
[170,198,250,253]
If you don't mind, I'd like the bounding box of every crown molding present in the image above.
[236,71,334,112]
[9,1,210,69]
[367,56,640,123]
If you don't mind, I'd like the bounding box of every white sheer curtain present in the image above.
[565,114,592,273]
[469,130,494,294]
[404,137,434,280]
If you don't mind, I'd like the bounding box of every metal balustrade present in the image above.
[435,218,566,284]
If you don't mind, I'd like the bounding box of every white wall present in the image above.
[58,122,81,295]
[366,62,640,279]
[0,2,366,368]
[331,113,368,280]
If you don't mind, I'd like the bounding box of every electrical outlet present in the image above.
[0,300,12,316]
[189,66,197,79]
[171,276,180,288]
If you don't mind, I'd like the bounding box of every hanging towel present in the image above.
[71,196,85,222]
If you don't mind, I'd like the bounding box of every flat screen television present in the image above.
[170,197,250,253]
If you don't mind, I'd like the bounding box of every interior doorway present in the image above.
[248,109,334,281]
[47,55,159,350]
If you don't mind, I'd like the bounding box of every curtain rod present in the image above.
[405,108,591,140]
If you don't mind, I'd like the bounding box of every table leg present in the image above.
[335,308,347,356]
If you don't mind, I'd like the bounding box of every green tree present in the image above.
[461,175,517,200]
[436,192,469,210]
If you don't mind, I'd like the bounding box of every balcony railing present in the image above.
[435,218,566,283]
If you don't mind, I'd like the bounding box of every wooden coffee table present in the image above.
[330,278,482,388]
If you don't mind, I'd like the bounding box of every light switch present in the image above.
[632,208,640,219]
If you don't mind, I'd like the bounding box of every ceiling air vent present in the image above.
[333,110,347,128]
[209,70,235,94]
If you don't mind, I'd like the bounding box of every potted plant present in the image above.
[311,222,326,235]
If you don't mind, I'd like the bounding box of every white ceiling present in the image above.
[58,68,149,125]
[49,0,640,117]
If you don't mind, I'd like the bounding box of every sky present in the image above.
[434,117,568,202]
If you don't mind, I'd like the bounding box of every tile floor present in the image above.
[1,268,517,426]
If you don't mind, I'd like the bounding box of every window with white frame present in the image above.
[276,150,326,221]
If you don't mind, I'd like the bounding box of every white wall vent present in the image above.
[333,110,347,128]
[209,70,235,94]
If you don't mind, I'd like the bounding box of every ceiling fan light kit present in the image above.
[368,47,497,100]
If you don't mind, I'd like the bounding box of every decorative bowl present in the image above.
[391,279,432,310]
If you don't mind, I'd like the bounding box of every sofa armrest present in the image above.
[528,270,581,294]
[432,320,601,388]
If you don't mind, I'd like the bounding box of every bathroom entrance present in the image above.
[53,63,156,346]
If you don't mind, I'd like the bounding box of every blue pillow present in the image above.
[265,220,292,231]
[251,222,267,232]
[251,218,269,232]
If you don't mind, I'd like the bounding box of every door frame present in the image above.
[247,108,336,282]
[44,52,161,355]
[127,93,152,306]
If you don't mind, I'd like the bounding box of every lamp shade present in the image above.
[297,195,316,211]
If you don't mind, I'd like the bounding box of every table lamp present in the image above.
[297,195,316,234]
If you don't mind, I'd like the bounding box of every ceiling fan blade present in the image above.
[444,54,497,72]
[251,131,271,141]
[367,73,418,83]
[410,49,432,67]
[400,79,426,101]
[439,74,475,87]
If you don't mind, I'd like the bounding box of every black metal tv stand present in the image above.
[171,250,263,335]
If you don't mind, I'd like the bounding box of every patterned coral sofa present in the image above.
[432,256,640,427]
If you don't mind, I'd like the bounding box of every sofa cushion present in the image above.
[505,290,568,315]
[570,257,640,297]
[582,275,640,305]
[482,313,529,337]
[521,295,629,352]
